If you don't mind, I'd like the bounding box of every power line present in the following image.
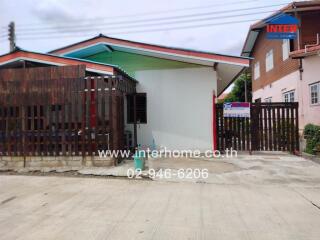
[0,31,7,37]
[13,0,260,28]
[16,2,287,32]
[16,9,275,36]
[18,18,261,40]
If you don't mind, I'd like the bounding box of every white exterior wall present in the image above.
[126,67,217,151]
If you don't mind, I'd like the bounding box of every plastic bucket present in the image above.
[134,151,145,170]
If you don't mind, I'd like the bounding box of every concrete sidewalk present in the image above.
[149,153,320,186]
[3,153,320,187]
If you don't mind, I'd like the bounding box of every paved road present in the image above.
[0,155,320,240]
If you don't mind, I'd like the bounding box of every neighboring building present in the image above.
[242,1,320,130]
[45,35,249,151]
[217,93,230,102]
[291,45,320,129]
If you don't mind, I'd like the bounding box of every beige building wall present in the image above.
[300,55,320,128]
[253,70,300,102]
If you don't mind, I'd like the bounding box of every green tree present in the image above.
[224,73,252,102]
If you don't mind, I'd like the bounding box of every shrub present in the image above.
[304,124,320,155]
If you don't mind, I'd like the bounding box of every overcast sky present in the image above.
[0,0,294,56]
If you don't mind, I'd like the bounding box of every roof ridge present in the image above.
[48,34,250,61]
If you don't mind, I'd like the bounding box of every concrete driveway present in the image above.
[0,154,320,240]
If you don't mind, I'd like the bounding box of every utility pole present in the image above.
[8,21,16,52]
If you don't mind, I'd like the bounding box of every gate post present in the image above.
[251,100,261,152]
[295,102,300,153]
[212,91,217,151]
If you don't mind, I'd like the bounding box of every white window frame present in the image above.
[254,62,260,80]
[266,49,274,72]
[283,90,295,102]
[265,97,272,103]
[310,82,319,105]
[282,39,290,61]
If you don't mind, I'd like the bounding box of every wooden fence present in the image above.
[0,65,136,156]
[216,102,299,152]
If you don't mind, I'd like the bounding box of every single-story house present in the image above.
[0,35,249,155]
[49,34,249,151]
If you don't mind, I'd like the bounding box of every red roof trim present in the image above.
[51,36,249,66]
[290,44,320,58]
[0,51,115,74]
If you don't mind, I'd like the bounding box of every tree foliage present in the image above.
[223,73,252,102]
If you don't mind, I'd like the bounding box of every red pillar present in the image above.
[212,91,217,151]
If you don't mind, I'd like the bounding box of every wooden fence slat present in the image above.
[295,103,299,151]
[94,76,99,155]
[248,116,251,151]
[267,106,272,151]
[240,118,244,151]
[67,79,72,155]
[108,77,113,151]
[258,104,263,151]
[216,106,220,150]
[272,107,276,152]
[232,116,236,150]
[221,107,225,150]
[74,78,79,155]
[276,106,280,151]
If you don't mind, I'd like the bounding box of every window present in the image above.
[282,39,290,61]
[254,62,260,80]
[265,97,272,103]
[283,90,295,102]
[266,49,274,72]
[127,93,147,123]
[310,82,319,105]
[289,39,294,52]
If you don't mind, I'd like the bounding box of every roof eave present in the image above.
[49,35,249,67]
[0,50,142,78]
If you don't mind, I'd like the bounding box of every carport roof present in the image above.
[0,48,136,80]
